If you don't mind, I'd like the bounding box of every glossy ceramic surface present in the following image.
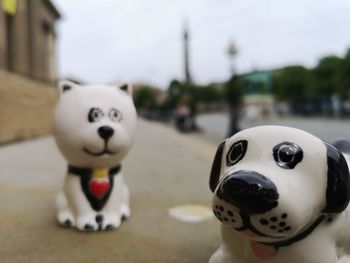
[209,126,350,263]
[54,80,137,231]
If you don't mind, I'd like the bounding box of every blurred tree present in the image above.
[194,85,223,103]
[273,66,312,104]
[163,80,200,131]
[225,75,242,136]
[133,86,158,111]
[312,56,342,97]
[339,49,350,98]
[163,80,187,111]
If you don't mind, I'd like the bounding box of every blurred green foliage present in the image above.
[224,75,243,103]
[134,80,225,113]
[312,56,342,98]
[133,85,159,111]
[163,80,189,111]
[193,85,224,103]
[274,48,350,103]
[273,66,312,103]
[134,48,350,114]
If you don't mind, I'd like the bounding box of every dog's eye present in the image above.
[226,140,248,166]
[88,108,104,123]
[109,108,123,122]
[273,142,303,169]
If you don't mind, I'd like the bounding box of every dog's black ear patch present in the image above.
[332,138,350,155]
[210,139,227,193]
[323,142,350,214]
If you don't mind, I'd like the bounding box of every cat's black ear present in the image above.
[118,82,133,95]
[58,80,77,94]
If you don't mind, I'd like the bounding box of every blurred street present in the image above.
[197,113,350,144]
[0,119,219,263]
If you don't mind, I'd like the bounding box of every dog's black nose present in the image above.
[217,171,279,214]
[98,126,114,140]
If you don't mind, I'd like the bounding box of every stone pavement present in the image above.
[0,119,220,263]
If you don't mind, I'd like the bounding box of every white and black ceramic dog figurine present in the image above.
[53,80,137,231]
[209,126,350,263]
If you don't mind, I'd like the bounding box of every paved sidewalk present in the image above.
[197,113,350,144]
[0,119,219,263]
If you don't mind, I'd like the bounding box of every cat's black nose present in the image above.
[98,126,114,141]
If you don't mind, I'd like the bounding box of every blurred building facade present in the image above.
[0,0,60,84]
[241,70,275,119]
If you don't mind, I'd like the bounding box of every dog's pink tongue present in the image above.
[243,230,278,260]
[250,241,277,260]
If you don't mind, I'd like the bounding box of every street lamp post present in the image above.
[227,42,237,76]
[226,41,241,136]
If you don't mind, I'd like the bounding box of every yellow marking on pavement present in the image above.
[168,204,213,223]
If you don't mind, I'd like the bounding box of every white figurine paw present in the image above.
[120,204,131,220]
[76,214,99,231]
[100,213,122,230]
[57,210,75,227]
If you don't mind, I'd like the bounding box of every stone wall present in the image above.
[0,69,58,143]
[0,4,6,68]
[0,0,60,84]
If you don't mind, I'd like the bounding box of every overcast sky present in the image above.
[52,0,350,88]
